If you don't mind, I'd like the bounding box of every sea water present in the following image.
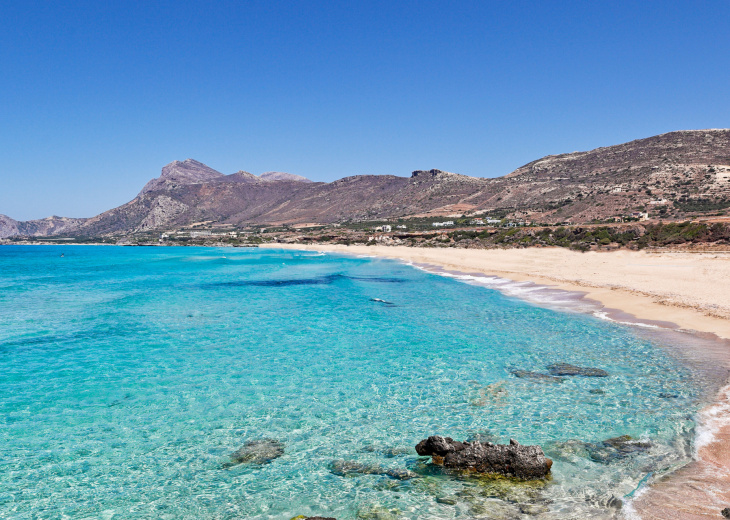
[0,246,712,519]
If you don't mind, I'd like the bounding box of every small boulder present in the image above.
[547,363,608,377]
[722,507,730,518]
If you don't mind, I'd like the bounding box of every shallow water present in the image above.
[0,246,713,519]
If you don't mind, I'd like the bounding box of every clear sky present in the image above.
[1,0,729,221]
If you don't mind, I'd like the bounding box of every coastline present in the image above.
[265,243,730,519]
[265,244,730,340]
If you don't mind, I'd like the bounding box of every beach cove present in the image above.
[0,245,727,518]
[267,244,730,519]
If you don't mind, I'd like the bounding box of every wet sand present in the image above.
[265,244,730,519]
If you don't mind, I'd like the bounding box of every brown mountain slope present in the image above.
[0,214,87,239]
[3,129,729,238]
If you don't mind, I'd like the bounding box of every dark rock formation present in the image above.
[511,370,565,383]
[547,363,608,377]
[229,439,284,465]
[329,460,418,480]
[415,436,552,479]
[722,507,730,518]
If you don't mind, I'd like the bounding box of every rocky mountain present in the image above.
[2,129,729,238]
[138,159,225,195]
[0,214,87,239]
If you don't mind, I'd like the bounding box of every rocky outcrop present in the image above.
[415,436,552,479]
[260,171,312,183]
[0,214,20,238]
[139,159,224,195]
[136,195,189,231]
[228,439,284,465]
[547,363,609,377]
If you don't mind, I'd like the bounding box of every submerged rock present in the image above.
[329,459,418,480]
[436,496,458,505]
[519,503,550,515]
[548,435,651,464]
[361,445,411,457]
[415,436,552,479]
[510,370,565,383]
[356,504,400,520]
[547,363,608,377]
[229,439,284,465]
[588,435,651,463]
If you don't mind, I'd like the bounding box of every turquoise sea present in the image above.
[0,246,714,519]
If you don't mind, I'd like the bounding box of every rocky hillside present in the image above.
[0,214,87,239]
[2,129,729,238]
[138,159,225,195]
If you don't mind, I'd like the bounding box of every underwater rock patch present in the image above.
[510,370,565,383]
[415,436,552,479]
[290,516,336,520]
[548,435,651,464]
[228,439,284,465]
[547,363,608,377]
[329,460,418,480]
[588,435,651,463]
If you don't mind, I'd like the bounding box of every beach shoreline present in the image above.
[265,243,730,519]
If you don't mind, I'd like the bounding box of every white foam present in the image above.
[694,383,730,457]
[412,263,599,314]
[592,311,662,329]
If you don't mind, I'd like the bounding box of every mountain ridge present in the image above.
[2,129,729,238]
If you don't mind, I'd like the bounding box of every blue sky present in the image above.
[1,0,729,220]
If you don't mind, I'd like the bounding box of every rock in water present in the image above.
[547,363,608,377]
[415,436,552,479]
[329,460,417,480]
[511,370,565,383]
[588,435,651,463]
[229,439,284,465]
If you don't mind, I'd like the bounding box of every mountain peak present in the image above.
[139,159,224,195]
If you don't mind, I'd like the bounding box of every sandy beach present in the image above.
[266,244,730,519]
